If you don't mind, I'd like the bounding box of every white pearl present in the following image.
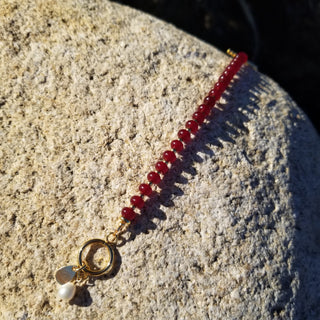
[57,282,76,300]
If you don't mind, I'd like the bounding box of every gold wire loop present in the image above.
[73,263,88,273]
[106,217,131,245]
[106,232,118,244]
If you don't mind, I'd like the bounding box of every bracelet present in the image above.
[55,49,249,301]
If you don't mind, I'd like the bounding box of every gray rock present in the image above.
[0,1,319,319]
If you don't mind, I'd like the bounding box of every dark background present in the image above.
[113,0,320,133]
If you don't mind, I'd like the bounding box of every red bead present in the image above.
[227,67,238,78]
[237,52,248,64]
[130,195,145,209]
[203,95,216,107]
[178,129,191,143]
[192,111,205,124]
[147,171,161,184]
[155,161,169,174]
[225,64,233,71]
[230,59,241,73]
[171,140,184,152]
[186,120,198,134]
[163,150,176,163]
[214,81,225,95]
[198,104,211,116]
[223,66,233,79]
[209,88,222,100]
[139,183,152,196]
[121,207,136,221]
[219,74,230,87]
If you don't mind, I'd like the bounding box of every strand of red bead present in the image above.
[121,52,248,222]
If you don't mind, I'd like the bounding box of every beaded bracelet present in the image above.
[55,49,249,301]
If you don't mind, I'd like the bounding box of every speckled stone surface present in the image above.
[1,1,320,319]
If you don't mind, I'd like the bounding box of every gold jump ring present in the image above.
[78,238,114,276]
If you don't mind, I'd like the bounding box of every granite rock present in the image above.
[0,1,320,319]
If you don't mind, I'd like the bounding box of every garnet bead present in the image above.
[219,74,226,82]
[198,104,211,116]
[214,81,225,96]
[163,150,176,163]
[147,171,161,184]
[186,120,198,134]
[230,59,241,73]
[155,161,169,174]
[130,195,145,209]
[171,140,184,152]
[237,52,248,64]
[121,207,136,221]
[178,129,191,143]
[192,111,205,125]
[139,183,152,196]
[219,74,230,88]
[209,88,222,100]
[203,95,216,107]
[223,67,233,80]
